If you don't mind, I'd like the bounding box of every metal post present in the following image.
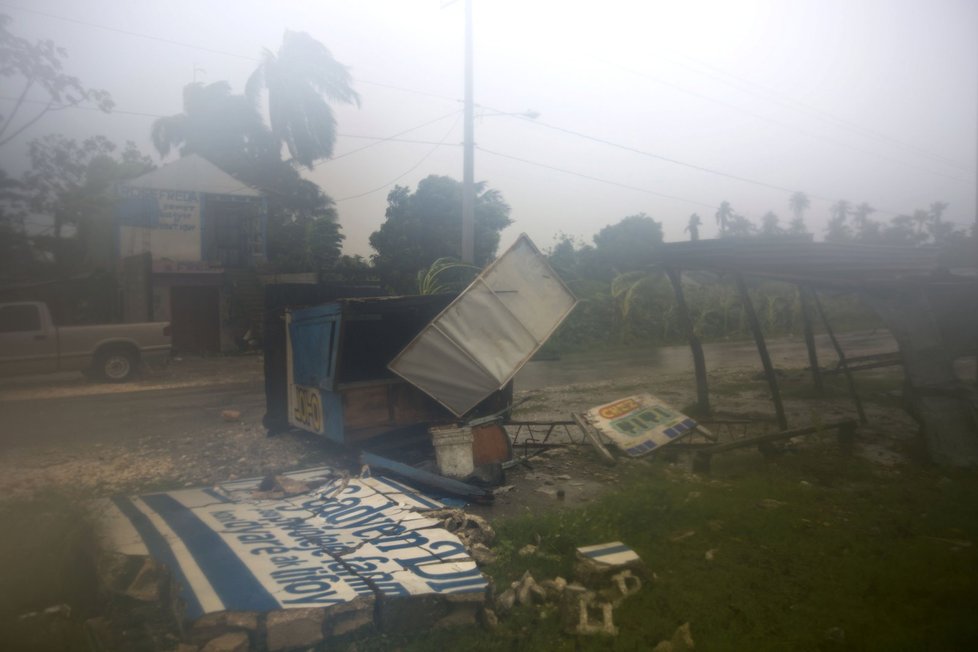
[799,285,823,394]
[461,0,475,264]
[666,268,710,415]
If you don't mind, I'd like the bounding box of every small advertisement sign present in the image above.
[586,393,697,457]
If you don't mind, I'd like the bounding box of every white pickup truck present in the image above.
[0,301,171,382]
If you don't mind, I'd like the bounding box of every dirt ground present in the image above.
[0,330,929,510]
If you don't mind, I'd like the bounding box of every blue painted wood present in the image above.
[360,452,491,501]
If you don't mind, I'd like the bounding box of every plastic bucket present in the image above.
[430,425,474,478]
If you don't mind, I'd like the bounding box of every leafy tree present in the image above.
[825,199,852,242]
[369,175,512,293]
[0,15,113,148]
[151,80,345,273]
[788,191,810,223]
[592,213,664,272]
[21,134,154,270]
[759,211,782,238]
[0,168,35,279]
[851,202,878,241]
[724,212,755,238]
[685,213,701,241]
[246,30,360,168]
[715,201,735,237]
[787,216,809,236]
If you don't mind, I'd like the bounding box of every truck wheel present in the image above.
[96,349,138,382]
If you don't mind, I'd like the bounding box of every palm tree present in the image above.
[685,213,702,241]
[760,211,781,237]
[715,201,734,238]
[151,81,275,168]
[246,31,360,168]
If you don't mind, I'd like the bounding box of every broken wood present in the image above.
[735,274,788,430]
[812,292,868,425]
[359,451,492,501]
[798,286,823,394]
[692,419,858,473]
[667,267,710,415]
[572,413,617,466]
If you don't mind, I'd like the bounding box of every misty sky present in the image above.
[1,0,976,257]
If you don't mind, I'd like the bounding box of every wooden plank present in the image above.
[572,413,617,466]
[736,274,788,430]
[812,292,868,425]
[667,268,710,414]
[799,286,823,394]
[359,451,492,501]
[697,419,857,455]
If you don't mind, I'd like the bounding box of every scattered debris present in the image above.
[220,410,241,422]
[518,544,538,557]
[757,498,787,510]
[669,530,697,543]
[586,394,699,457]
[705,548,719,562]
[574,541,647,586]
[652,622,695,651]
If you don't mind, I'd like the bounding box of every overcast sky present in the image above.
[1,0,975,256]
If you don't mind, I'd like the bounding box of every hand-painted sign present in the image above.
[586,393,697,456]
[98,467,486,619]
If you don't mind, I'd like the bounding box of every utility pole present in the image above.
[461,0,475,264]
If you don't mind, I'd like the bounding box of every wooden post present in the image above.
[736,274,788,430]
[666,268,710,415]
[812,292,868,425]
[798,285,823,394]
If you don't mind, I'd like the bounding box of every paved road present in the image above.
[0,331,901,452]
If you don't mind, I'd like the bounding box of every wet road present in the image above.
[0,331,897,451]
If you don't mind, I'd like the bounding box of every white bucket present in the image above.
[430,425,474,478]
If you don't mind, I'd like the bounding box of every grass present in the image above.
[351,447,978,651]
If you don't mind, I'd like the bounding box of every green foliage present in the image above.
[592,213,663,272]
[0,14,113,149]
[416,257,479,295]
[152,79,346,273]
[246,30,360,168]
[349,449,978,651]
[369,175,512,294]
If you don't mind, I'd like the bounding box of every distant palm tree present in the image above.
[247,31,360,168]
[715,201,734,237]
[760,211,781,237]
[151,81,274,165]
[685,213,702,241]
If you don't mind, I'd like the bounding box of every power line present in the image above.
[0,2,461,105]
[662,50,972,172]
[327,109,462,162]
[594,57,970,184]
[475,145,717,210]
[335,114,462,202]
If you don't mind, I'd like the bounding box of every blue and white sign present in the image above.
[99,467,487,619]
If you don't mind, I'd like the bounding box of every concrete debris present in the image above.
[600,570,642,606]
[322,595,375,638]
[201,632,249,652]
[265,608,325,651]
[188,611,258,646]
[494,588,516,613]
[470,542,498,565]
[514,570,547,606]
[479,606,499,630]
[125,556,168,603]
[669,530,697,543]
[518,543,538,557]
[425,508,496,547]
[652,622,695,652]
[378,591,486,633]
[757,498,787,509]
[561,584,617,636]
[705,548,719,562]
[538,576,568,600]
[251,473,315,499]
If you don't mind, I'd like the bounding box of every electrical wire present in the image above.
[335,114,462,202]
[475,144,717,210]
